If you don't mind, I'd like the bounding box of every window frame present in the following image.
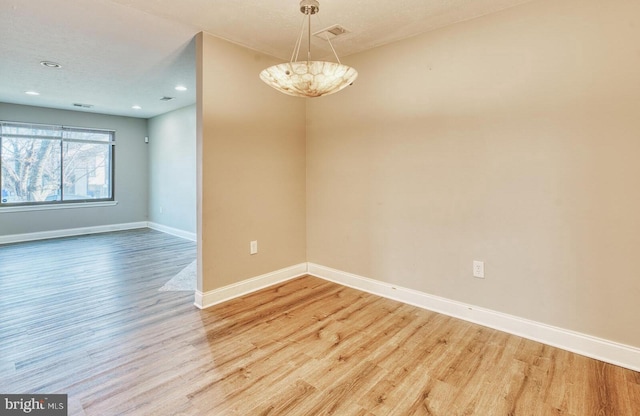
[0,121,116,208]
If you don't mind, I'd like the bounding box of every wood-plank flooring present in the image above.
[1,229,638,415]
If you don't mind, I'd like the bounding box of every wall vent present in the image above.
[313,25,350,40]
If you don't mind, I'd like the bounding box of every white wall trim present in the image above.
[0,221,196,245]
[307,263,640,372]
[147,222,196,242]
[0,221,148,245]
[194,263,308,309]
[0,200,118,213]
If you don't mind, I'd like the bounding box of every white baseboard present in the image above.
[147,222,196,242]
[194,263,308,309]
[307,263,640,372]
[0,221,196,245]
[6,220,633,373]
[0,222,148,245]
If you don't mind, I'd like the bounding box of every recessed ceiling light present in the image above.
[132,105,142,110]
[40,61,62,69]
[25,91,40,96]
[175,85,187,91]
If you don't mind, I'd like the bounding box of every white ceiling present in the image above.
[0,0,533,119]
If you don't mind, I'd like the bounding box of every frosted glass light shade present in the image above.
[260,61,358,98]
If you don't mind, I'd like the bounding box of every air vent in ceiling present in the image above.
[72,103,93,108]
[313,24,350,40]
[160,96,175,101]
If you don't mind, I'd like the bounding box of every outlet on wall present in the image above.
[250,240,258,255]
[473,260,484,278]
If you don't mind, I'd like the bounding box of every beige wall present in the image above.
[307,0,640,347]
[197,32,306,292]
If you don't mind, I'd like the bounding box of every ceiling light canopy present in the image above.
[259,0,357,98]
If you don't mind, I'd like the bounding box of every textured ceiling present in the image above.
[0,0,533,118]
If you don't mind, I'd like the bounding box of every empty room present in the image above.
[1,0,639,415]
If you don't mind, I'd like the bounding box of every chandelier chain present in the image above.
[291,15,306,62]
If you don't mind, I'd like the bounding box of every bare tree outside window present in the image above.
[0,122,114,205]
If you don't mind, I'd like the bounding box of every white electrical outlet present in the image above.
[473,260,484,278]
[250,240,258,255]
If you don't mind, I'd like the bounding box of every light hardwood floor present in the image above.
[0,229,638,415]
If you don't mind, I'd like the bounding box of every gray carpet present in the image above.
[159,260,196,291]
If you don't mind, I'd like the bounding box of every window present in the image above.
[0,121,115,206]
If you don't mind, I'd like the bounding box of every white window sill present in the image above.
[0,201,118,213]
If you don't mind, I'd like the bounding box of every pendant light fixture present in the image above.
[259,0,358,98]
